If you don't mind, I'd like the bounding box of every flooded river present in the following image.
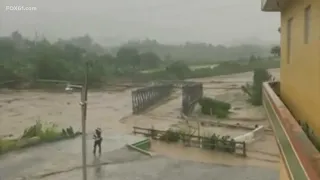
[0,69,280,180]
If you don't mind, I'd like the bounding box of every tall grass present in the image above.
[0,121,80,155]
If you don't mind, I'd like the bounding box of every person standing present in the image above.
[93,128,102,156]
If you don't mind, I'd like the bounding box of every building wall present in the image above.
[280,0,320,139]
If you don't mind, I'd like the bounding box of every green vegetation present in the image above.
[191,59,279,78]
[202,134,236,153]
[300,122,320,152]
[139,64,217,74]
[0,32,163,86]
[241,68,273,106]
[198,97,231,118]
[0,121,80,155]
[270,45,281,57]
[0,32,279,88]
[158,128,236,153]
[137,59,279,82]
[115,39,273,64]
[159,129,181,142]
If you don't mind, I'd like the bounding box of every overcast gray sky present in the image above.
[0,0,280,45]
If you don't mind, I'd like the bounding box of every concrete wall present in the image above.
[280,0,320,138]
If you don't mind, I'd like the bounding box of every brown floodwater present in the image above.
[151,140,279,169]
[0,69,281,180]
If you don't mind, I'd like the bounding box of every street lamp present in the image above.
[65,62,89,180]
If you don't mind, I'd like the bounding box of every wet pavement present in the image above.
[0,141,279,180]
[0,133,145,180]
[39,154,279,180]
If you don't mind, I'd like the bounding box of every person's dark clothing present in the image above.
[93,128,102,155]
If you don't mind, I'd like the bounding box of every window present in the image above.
[304,5,311,44]
[287,18,293,64]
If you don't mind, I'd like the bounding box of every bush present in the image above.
[218,135,236,153]
[198,97,231,118]
[21,121,43,139]
[16,137,41,148]
[0,139,17,154]
[21,121,62,141]
[159,129,180,142]
[202,133,219,150]
[0,121,80,155]
[165,61,192,80]
[39,125,62,142]
[215,109,229,119]
[201,133,236,153]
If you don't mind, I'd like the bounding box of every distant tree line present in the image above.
[0,32,163,85]
[0,31,279,86]
[270,45,280,57]
[110,39,274,64]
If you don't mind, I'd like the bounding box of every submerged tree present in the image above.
[270,46,281,57]
[241,68,273,106]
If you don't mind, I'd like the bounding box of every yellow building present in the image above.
[261,0,320,179]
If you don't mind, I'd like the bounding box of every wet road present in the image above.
[0,133,145,180]
[39,153,279,180]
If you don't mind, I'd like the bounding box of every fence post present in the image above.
[243,142,247,157]
[133,127,136,135]
[197,121,201,147]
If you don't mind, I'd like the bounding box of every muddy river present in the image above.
[0,69,280,180]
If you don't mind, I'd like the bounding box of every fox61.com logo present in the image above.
[5,6,37,11]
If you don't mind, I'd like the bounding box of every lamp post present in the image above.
[65,62,89,180]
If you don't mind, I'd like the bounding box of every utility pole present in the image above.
[65,61,89,180]
[80,62,89,180]
[198,120,201,147]
[34,61,90,180]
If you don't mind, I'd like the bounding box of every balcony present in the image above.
[262,82,320,179]
[261,0,290,12]
[261,0,279,11]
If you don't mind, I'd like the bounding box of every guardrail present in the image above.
[133,126,246,157]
